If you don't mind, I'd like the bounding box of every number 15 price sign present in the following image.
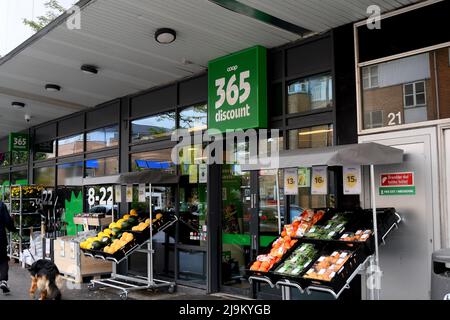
[343,166,362,195]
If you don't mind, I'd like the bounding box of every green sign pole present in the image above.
[208,46,268,133]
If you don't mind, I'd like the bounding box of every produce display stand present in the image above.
[8,185,42,262]
[242,142,405,300]
[81,171,179,300]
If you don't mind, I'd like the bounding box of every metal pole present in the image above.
[275,170,282,234]
[148,183,153,285]
[370,164,380,300]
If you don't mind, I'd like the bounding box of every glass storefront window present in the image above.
[57,161,83,186]
[179,104,207,132]
[259,170,284,234]
[34,141,56,161]
[0,152,10,167]
[0,173,9,201]
[131,112,176,142]
[58,134,84,157]
[11,170,28,186]
[288,124,333,150]
[85,156,119,177]
[86,125,119,151]
[130,149,175,174]
[11,151,28,166]
[288,167,336,216]
[34,166,55,186]
[287,73,333,114]
[361,47,450,129]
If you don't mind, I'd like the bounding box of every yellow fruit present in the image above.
[117,219,125,224]
[103,229,112,236]
[104,246,110,253]
[132,226,138,231]
[130,209,138,216]
[98,232,105,239]
[123,214,130,220]
[156,213,163,220]
[145,219,150,224]
[109,222,116,229]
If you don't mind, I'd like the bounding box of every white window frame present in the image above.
[403,81,427,109]
[362,65,379,89]
[354,1,450,135]
[365,110,384,129]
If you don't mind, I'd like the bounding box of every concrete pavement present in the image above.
[0,261,235,301]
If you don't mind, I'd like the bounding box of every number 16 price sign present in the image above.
[311,166,328,195]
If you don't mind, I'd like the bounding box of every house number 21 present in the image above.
[387,112,402,126]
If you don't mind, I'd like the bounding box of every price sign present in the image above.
[311,166,328,195]
[138,184,146,203]
[114,185,121,203]
[208,46,267,133]
[199,164,208,183]
[87,186,113,207]
[298,168,310,188]
[284,168,298,195]
[126,185,133,203]
[343,166,362,195]
[189,165,198,184]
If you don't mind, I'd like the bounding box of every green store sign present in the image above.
[208,45,268,133]
[8,133,29,152]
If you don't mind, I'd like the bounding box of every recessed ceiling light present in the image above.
[11,101,26,109]
[45,84,61,92]
[155,28,176,44]
[81,64,98,75]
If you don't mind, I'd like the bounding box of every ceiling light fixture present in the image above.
[11,101,26,109]
[81,64,98,75]
[155,28,176,44]
[45,84,61,92]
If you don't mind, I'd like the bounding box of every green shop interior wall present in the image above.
[64,191,83,236]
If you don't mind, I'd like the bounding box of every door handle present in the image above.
[252,234,257,250]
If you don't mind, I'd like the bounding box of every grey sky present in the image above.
[0,0,74,57]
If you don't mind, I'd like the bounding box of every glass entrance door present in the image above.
[220,165,253,295]
[220,166,285,297]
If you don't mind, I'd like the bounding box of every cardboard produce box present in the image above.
[53,236,112,283]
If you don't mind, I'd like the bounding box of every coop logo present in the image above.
[227,65,238,72]
[366,5,381,30]
[66,5,81,30]
[171,128,280,167]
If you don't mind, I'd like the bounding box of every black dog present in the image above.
[28,259,63,300]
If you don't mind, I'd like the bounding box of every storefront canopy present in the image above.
[241,142,404,171]
[83,170,179,186]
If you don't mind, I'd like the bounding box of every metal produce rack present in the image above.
[81,171,179,299]
[242,143,405,300]
[248,210,402,300]
[8,185,42,261]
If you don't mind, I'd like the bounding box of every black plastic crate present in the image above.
[269,239,324,285]
[301,241,369,295]
[245,237,300,278]
[103,239,139,263]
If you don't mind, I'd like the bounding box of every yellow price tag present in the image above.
[345,173,357,188]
